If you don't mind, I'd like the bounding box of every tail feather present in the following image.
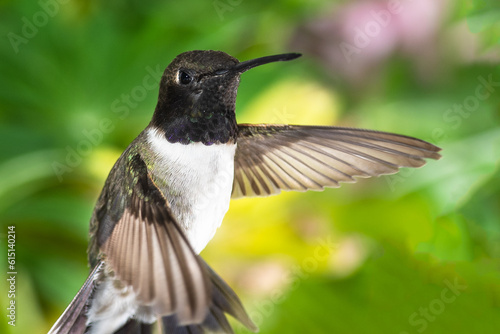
[48,262,103,334]
[204,263,257,332]
[161,303,233,334]
[114,319,153,334]
[201,304,233,333]
[160,261,258,334]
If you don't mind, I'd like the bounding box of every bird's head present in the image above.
[151,50,301,145]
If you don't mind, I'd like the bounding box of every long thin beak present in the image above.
[232,53,302,73]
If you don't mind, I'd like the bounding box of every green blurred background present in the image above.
[1,0,500,333]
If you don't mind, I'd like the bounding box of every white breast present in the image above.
[146,128,236,254]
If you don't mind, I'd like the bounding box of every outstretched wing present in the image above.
[94,152,211,324]
[232,124,441,198]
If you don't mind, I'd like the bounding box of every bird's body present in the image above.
[49,50,441,334]
[84,128,237,334]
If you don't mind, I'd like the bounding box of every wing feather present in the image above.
[232,124,441,198]
[99,153,211,324]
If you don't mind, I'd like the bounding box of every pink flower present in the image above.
[291,0,448,85]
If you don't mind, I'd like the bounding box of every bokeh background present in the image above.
[1,0,500,333]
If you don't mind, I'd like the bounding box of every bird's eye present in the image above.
[178,71,192,85]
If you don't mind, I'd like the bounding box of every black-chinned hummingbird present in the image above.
[48,51,441,334]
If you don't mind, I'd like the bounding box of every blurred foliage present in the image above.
[0,1,499,334]
[465,0,500,45]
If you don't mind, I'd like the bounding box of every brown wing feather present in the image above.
[232,124,441,198]
[100,153,211,324]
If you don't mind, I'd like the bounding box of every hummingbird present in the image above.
[49,50,441,334]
